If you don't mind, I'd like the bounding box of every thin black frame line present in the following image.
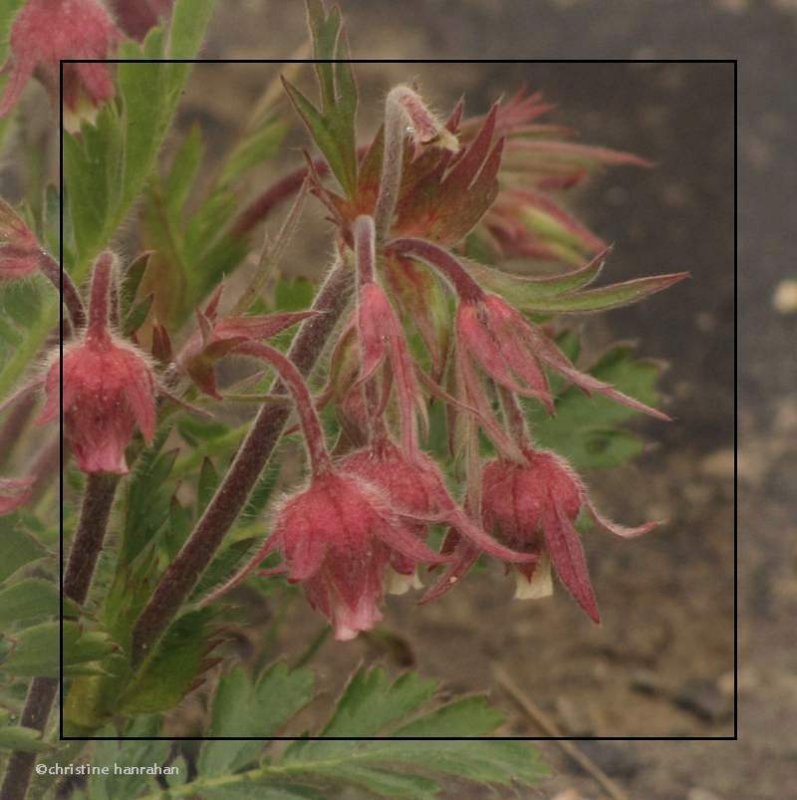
[62,58,737,65]
[57,56,738,744]
[732,59,739,741]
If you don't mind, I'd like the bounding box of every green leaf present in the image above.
[220,118,288,188]
[529,342,666,469]
[197,457,220,516]
[2,622,115,677]
[393,696,505,737]
[86,718,171,800]
[519,272,689,313]
[0,578,58,627]
[0,519,47,583]
[166,124,205,218]
[118,609,214,714]
[321,668,437,737]
[281,1,358,197]
[0,725,50,753]
[122,292,154,336]
[199,663,314,776]
[166,0,216,59]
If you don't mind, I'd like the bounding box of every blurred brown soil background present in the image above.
[138,0,792,797]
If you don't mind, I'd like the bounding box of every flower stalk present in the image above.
[130,256,354,665]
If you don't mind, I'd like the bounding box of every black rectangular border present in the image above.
[58,57,738,743]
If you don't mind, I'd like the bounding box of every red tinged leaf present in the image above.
[508,139,653,169]
[543,501,600,624]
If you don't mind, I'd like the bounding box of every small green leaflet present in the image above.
[528,341,666,469]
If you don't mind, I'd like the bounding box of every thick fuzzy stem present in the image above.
[373,88,408,243]
[353,214,376,285]
[386,238,485,302]
[37,252,86,331]
[87,252,116,339]
[63,473,120,607]
[236,342,331,475]
[0,678,58,800]
[130,257,354,666]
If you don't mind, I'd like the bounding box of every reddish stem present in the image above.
[130,257,354,666]
[386,237,485,303]
[235,342,331,475]
[87,252,116,339]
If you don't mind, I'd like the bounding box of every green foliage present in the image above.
[0,519,48,583]
[199,663,314,776]
[0,578,58,627]
[73,665,545,800]
[63,0,216,282]
[528,341,666,469]
[118,609,215,714]
[282,1,358,197]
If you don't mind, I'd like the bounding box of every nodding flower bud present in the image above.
[38,252,156,474]
[206,470,449,641]
[0,477,34,516]
[0,0,121,131]
[341,436,535,595]
[482,447,658,623]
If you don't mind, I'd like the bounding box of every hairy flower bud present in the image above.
[482,447,658,623]
[216,470,448,641]
[0,0,121,131]
[38,252,156,474]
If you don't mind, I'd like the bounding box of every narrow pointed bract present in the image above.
[481,446,659,622]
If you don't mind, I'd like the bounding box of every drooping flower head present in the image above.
[39,251,157,474]
[482,446,658,623]
[350,214,427,455]
[0,0,121,131]
[198,342,448,641]
[341,435,533,595]
[0,477,34,516]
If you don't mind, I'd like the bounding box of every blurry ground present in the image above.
[161,1,792,798]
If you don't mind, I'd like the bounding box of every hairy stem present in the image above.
[37,252,86,331]
[0,474,119,800]
[0,679,58,800]
[131,256,354,666]
[386,237,485,302]
[87,252,115,338]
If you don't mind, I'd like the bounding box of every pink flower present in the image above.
[0,478,34,516]
[210,469,448,641]
[341,436,532,593]
[38,252,156,474]
[482,446,658,622]
[0,0,121,130]
[0,199,40,281]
